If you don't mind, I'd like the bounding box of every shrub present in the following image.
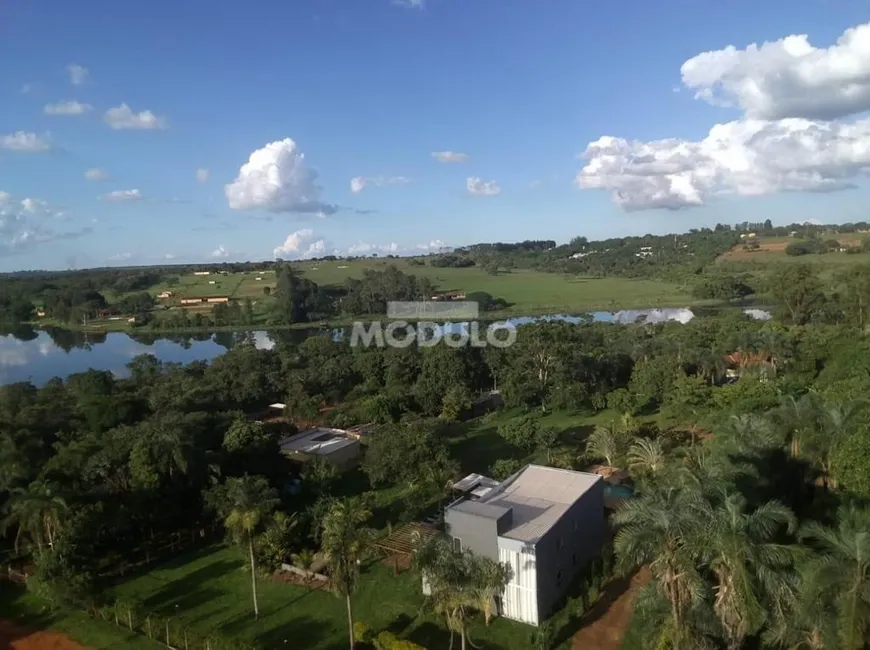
[374,631,426,650]
[354,621,372,644]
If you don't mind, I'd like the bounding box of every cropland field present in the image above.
[718,235,870,271]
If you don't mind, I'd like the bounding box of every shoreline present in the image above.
[17,298,755,336]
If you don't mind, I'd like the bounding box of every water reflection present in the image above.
[0,307,772,386]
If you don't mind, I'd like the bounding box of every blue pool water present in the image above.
[604,483,635,499]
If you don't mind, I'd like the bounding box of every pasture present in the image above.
[294,259,694,313]
[718,234,870,272]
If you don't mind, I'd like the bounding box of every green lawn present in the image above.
[0,583,160,649]
[110,545,537,650]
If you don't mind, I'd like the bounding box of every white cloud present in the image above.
[108,252,132,262]
[20,83,34,94]
[577,118,870,211]
[350,175,411,193]
[416,239,449,251]
[84,168,108,181]
[103,104,167,130]
[44,100,92,116]
[164,253,177,260]
[0,191,87,253]
[466,176,501,196]
[67,64,89,86]
[1,131,51,152]
[196,168,210,183]
[226,138,336,214]
[100,189,143,202]
[347,241,400,255]
[432,151,469,163]
[211,245,229,259]
[20,198,49,214]
[273,228,331,259]
[681,22,870,121]
[392,0,424,8]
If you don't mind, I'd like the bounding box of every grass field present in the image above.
[718,235,870,272]
[295,260,694,314]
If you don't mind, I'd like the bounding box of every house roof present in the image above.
[478,464,601,543]
[279,427,358,457]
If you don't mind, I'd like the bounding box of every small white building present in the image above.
[279,427,362,470]
[193,271,211,276]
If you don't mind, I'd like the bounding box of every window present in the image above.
[453,536,462,552]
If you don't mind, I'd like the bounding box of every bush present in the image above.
[374,631,426,650]
[489,458,522,480]
[354,621,373,644]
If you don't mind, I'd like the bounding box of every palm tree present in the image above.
[764,562,838,650]
[1,479,68,552]
[627,437,666,477]
[586,421,627,468]
[799,505,870,650]
[320,498,376,650]
[471,556,512,626]
[774,394,820,458]
[613,485,708,649]
[811,401,865,486]
[697,492,797,650]
[208,475,279,620]
[718,414,781,456]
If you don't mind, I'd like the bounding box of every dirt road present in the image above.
[0,621,90,650]
[572,568,651,650]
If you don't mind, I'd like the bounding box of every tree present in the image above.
[2,479,68,552]
[800,505,870,650]
[627,437,666,478]
[698,492,796,650]
[585,421,629,468]
[472,556,512,626]
[613,485,708,649]
[536,426,559,463]
[320,498,376,650]
[498,415,539,451]
[769,265,825,324]
[207,475,279,620]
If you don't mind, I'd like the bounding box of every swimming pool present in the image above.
[604,483,635,499]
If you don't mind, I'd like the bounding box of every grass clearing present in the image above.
[111,545,535,650]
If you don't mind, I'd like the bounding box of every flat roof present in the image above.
[478,465,601,543]
[452,472,501,493]
[279,427,358,456]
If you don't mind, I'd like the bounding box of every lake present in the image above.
[0,307,771,386]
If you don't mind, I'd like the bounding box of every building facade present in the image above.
[443,465,605,626]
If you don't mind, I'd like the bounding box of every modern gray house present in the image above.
[443,464,605,626]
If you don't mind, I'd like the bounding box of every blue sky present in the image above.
[2,0,870,271]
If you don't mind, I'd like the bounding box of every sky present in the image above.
[2,0,870,271]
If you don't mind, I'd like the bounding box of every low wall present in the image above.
[280,563,329,583]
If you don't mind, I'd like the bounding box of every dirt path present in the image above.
[0,621,90,650]
[571,568,651,650]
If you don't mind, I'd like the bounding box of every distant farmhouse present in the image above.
[439,465,605,626]
[278,426,364,471]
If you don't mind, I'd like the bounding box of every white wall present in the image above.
[498,540,539,626]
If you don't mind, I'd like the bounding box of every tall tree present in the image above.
[799,505,870,650]
[320,498,376,650]
[2,479,68,552]
[207,475,279,620]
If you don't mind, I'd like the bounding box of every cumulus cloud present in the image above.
[432,151,469,163]
[44,100,92,116]
[577,118,870,211]
[104,104,167,130]
[350,175,410,193]
[0,191,89,254]
[1,131,51,152]
[67,64,89,86]
[211,245,230,259]
[108,252,133,262]
[84,168,108,181]
[100,189,143,202]
[681,22,870,120]
[347,241,400,256]
[466,176,501,196]
[196,168,210,183]
[226,138,336,215]
[273,229,331,259]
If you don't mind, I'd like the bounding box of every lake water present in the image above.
[0,307,771,386]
